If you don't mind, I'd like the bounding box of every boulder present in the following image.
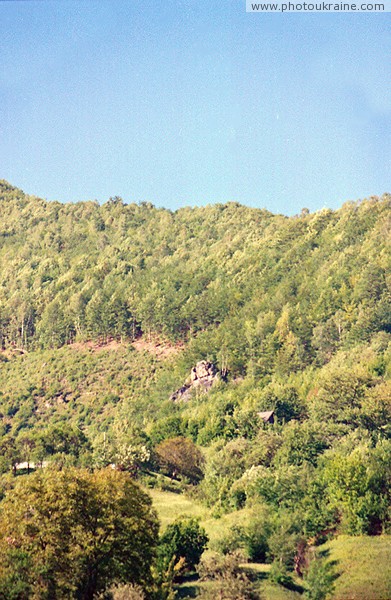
[170,360,220,402]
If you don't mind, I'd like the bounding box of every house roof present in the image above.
[257,410,275,422]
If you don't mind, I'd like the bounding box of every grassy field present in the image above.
[147,486,391,600]
[147,487,209,530]
[148,487,304,599]
[147,485,260,551]
[322,535,391,600]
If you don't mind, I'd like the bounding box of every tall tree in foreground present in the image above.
[0,468,159,599]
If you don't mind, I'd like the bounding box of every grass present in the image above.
[258,582,302,600]
[147,487,303,599]
[322,534,391,600]
[146,487,209,530]
[147,486,391,600]
[147,485,261,550]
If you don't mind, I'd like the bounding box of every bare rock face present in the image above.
[170,385,193,403]
[189,360,218,383]
[170,360,220,402]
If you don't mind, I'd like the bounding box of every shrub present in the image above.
[304,557,336,600]
[215,511,271,563]
[198,552,260,599]
[157,517,208,575]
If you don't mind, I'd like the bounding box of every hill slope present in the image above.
[0,181,390,598]
[0,180,390,373]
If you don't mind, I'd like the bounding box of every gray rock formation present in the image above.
[170,360,220,402]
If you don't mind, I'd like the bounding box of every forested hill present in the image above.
[0,179,390,378]
[1,179,391,587]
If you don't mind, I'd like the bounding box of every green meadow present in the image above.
[150,487,391,600]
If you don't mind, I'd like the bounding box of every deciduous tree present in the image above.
[0,468,159,599]
[155,437,205,483]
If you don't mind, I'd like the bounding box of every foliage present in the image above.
[155,437,205,483]
[0,468,159,599]
[321,439,391,534]
[304,558,336,600]
[216,508,272,562]
[0,182,390,596]
[147,487,391,600]
[157,517,208,575]
[0,183,389,369]
[198,552,261,599]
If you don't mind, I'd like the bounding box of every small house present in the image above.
[257,410,275,424]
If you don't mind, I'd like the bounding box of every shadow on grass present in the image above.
[313,551,342,582]
[242,566,269,582]
[328,560,342,583]
[174,572,200,599]
[175,584,199,599]
[277,575,306,594]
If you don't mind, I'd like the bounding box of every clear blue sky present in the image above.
[0,1,390,214]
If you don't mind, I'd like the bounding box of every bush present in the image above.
[215,526,245,555]
[157,517,208,575]
[198,552,260,600]
[101,584,145,600]
[215,512,270,562]
[304,557,336,600]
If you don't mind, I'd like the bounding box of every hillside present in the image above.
[0,180,390,366]
[148,487,391,599]
[0,181,390,598]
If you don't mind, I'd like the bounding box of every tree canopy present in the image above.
[0,468,159,599]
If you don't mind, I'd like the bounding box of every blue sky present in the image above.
[0,1,390,214]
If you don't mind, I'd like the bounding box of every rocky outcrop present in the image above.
[170,360,220,402]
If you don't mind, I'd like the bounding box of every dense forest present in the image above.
[0,180,390,599]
